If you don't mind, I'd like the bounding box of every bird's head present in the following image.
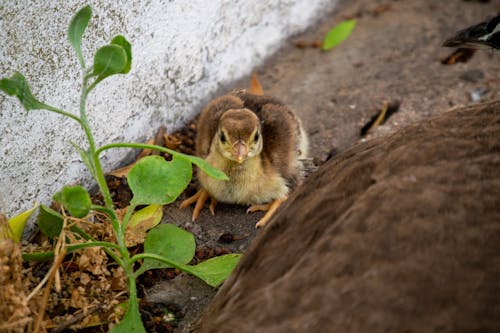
[216,109,262,163]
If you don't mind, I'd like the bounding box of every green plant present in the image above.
[322,19,357,51]
[0,6,239,332]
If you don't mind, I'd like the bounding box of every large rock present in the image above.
[199,101,500,332]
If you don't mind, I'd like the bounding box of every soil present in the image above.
[3,0,499,332]
[156,0,499,331]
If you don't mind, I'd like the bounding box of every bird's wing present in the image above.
[196,94,244,157]
[443,14,500,50]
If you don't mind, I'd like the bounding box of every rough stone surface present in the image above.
[0,0,338,217]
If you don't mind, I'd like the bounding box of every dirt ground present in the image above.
[145,0,500,331]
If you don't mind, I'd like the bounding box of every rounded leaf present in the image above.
[38,205,64,238]
[136,224,196,275]
[93,44,128,80]
[128,155,192,205]
[111,35,132,74]
[53,185,91,218]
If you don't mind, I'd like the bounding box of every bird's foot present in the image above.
[180,189,217,221]
[249,197,287,229]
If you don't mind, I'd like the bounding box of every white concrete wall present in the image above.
[0,0,337,217]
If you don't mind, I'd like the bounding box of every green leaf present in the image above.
[109,299,146,333]
[322,19,357,51]
[93,44,128,82]
[128,155,192,206]
[2,204,38,242]
[68,5,92,68]
[53,185,91,218]
[38,205,64,238]
[0,72,51,111]
[136,224,195,276]
[182,154,229,181]
[183,254,241,287]
[111,35,132,74]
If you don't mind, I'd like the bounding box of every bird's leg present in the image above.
[246,203,271,213]
[180,188,211,221]
[249,197,287,228]
[209,197,217,216]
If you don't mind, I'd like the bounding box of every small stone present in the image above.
[459,69,485,83]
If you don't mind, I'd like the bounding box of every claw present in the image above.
[251,197,287,228]
[247,203,271,213]
[180,189,210,221]
[209,197,218,216]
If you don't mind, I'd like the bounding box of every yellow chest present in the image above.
[198,152,288,205]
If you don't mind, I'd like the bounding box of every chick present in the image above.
[443,14,500,50]
[180,90,309,228]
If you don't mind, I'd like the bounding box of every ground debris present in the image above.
[0,226,32,333]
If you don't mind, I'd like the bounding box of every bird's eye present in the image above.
[254,132,259,142]
[220,132,226,143]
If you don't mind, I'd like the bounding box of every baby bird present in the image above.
[180,90,309,228]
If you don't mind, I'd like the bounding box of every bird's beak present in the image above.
[233,140,248,163]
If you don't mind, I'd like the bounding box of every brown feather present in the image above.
[195,95,244,158]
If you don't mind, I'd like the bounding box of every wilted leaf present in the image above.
[125,204,163,247]
[128,155,192,205]
[53,185,91,218]
[0,72,51,111]
[1,204,38,242]
[38,205,64,238]
[323,19,357,51]
[111,35,132,74]
[183,254,241,287]
[136,224,195,276]
[93,44,128,82]
[68,5,92,68]
[249,73,264,95]
[440,48,476,65]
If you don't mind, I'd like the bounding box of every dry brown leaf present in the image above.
[164,134,182,150]
[250,73,264,95]
[0,231,32,333]
[441,48,476,65]
[294,40,323,49]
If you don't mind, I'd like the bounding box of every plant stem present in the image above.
[79,76,114,209]
[96,142,178,157]
[131,252,190,278]
[22,241,122,262]
[121,203,136,234]
[43,105,82,124]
